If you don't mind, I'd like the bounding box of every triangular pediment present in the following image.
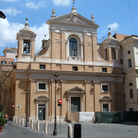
[66,86,86,93]
[47,13,99,29]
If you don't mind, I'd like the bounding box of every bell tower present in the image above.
[16,18,36,61]
[100,28,120,63]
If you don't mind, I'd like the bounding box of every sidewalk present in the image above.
[1,121,138,138]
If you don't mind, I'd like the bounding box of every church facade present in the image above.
[2,6,136,122]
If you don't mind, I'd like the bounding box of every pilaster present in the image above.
[61,29,66,60]
[94,81,101,111]
[92,36,98,62]
[83,31,87,61]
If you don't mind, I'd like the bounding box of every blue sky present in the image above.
[0,0,138,56]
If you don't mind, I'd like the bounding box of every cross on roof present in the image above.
[73,0,76,6]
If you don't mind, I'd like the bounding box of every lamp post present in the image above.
[26,88,29,127]
[53,72,59,136]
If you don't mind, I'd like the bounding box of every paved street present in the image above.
[0,121,138,138]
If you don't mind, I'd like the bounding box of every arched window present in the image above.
[129,82,133,86]
[129,82,133,98]
[69,38,77,56]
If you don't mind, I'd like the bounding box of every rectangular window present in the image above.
[102,68,107,72]
[1,61,6,64]
[39,83,46,90]
[23,40,30,54]
[111,48,116,60]
[129,108,133,111]
[128,50,131,54]
[129,89,133,98]
[102,84,108,92]
[128,59,132,68]
[37,81,48,92]
[40,64,46,69]
[72,66,78,71]
[103,104,108,112]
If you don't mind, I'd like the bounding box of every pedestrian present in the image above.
[5,112,9,126]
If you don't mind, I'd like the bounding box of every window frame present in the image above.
[129,89,133,98]
[23,40,30,54]
[128,59,132,68]
[103,104,109,112]
[128,50,131,54]
[37,81,48,92]
[1,61,6,64]
[40,64,46,69]
[102,68,107,72]
[111,48,116,60]
[129,108,133,111]
[101,83,110,93]
[69,38,77,57]
[72,66,78,71]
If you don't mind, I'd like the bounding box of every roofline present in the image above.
[47,13,99,29]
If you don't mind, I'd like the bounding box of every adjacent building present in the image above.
[0,47,16,111]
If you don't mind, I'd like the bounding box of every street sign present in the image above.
[58,99,62,104]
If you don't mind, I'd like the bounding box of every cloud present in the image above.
[31,24,49,52]
[0,19,24,46]
[52,0,71,6]
[1,0,18,2]
[2,7,21,16]
[102,22,119,35]
[108,22,119,32]
[0,18,49,53]
[26,1,46,9]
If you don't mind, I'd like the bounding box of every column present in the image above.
[108,47,112,62]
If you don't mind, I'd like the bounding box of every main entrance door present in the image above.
[71,97,80,112]
[38,104,45,120]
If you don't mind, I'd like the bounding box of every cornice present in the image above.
[121,36,138,46]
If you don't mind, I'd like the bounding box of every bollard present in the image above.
[13,116,15,123]
[16,117,18,124]
[44,121,48,133]
[68,124,72,138]
[36,120,39,131]
[31,120,33,129]
[18,118,21,125]
[74,123,81,138]
[22,118,25,126]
